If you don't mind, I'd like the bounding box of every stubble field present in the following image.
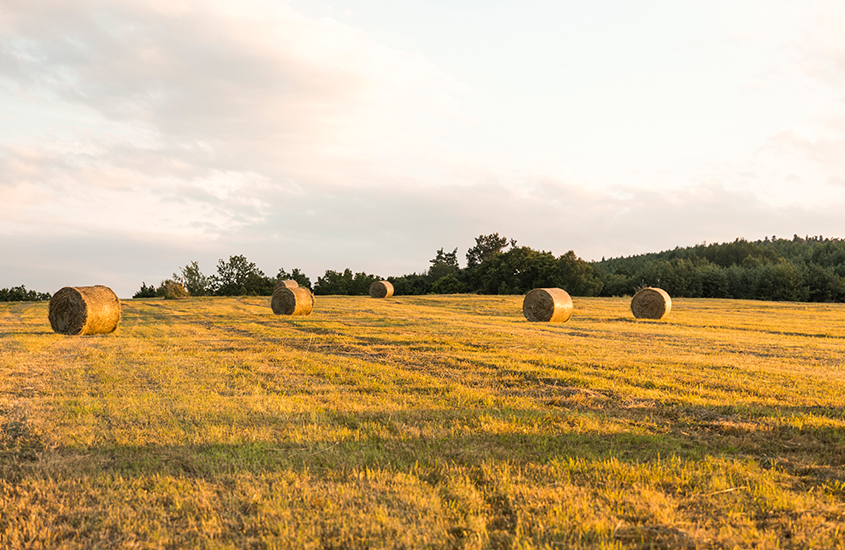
[1,295,844,549]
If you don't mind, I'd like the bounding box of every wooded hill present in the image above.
[594,235,845,302]
[379,234,845,303]
[379,234,844,303]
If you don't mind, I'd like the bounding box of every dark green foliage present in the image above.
[314,269,381,296]
[179,261,210,296]
[383,246,465,296]
[803,264,841,302]
[467,246,560,295]
[638,258,704,298]
[754,262,806,302]
[0,285,51,302]
[558,251,604,296]
[698,263,730,298]
[134,257,310,298]
[431,274,466,294]
[699,238,775,267]
[134,279,189,298]
[133,283,157,298]
[124,234,845,303]
[212,255,273,296]
[595,235,845,301]
[809,240,845,277]
[387,273,431,296]
[390,239,605,297]
[465,233,515,268]
[464,246,602,296]
[428,247,460,281]
[601,272,637,297]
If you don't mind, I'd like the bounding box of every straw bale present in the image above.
[522,288,573,323]
[271,286,314,316]
[48,285,122,335]
[631,287,672,319]
[274,279,299,292]
[369,280,394,299]
[163,282,188,299]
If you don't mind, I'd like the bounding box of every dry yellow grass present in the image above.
[1,295,844,548]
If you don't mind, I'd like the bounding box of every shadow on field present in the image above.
[3,400,843,550]
[0,330,54,338]
[542,390,845,469]
[4,412,842,550]
[9,402,842,493]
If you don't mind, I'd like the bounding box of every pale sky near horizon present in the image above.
[2,0,844,297]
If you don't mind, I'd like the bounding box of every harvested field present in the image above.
[1,295,844,548]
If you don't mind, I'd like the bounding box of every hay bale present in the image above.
[271,286,314,316]
[369,280,394,299]
[631,287,672,319]
[274,279,298,292]
[162,281,188,300]
[48,285,122,335]
[522,288,573,323]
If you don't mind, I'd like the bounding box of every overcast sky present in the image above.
[2,0,844,297]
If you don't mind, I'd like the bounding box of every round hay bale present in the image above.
[522,288,573,323]
[48,285,122,335]
[631,287,672,319]
[274,279,298,292]
[271,286,314,316]
[369,280,394,299]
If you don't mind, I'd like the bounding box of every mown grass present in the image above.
[1,295,844,549]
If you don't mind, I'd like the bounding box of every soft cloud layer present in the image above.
[1,0,844,297]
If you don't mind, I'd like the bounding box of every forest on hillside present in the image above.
[594,234,845,302]
[381,233,845,302]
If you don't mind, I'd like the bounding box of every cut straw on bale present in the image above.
[162,282,189,300]
[271,286,314,316]
[631,287,672,319]
[274,279,298,292]
[48,285,122,335]
[522,288,573,323]
[369,280,394,299]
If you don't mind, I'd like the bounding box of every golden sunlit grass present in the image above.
[1,295,844,548]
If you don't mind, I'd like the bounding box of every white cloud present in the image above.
[0,0,470,242]
[793,1,845,87]
[2,0,845,295]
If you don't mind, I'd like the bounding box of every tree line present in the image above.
[131,234,604,299]
[384,234,604,297]
[594,235,845,302]
[394,233,845,302]
[132,233,845,303]
[133,257,312,298]
[0,285,51,302]
[6,232,840,303]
